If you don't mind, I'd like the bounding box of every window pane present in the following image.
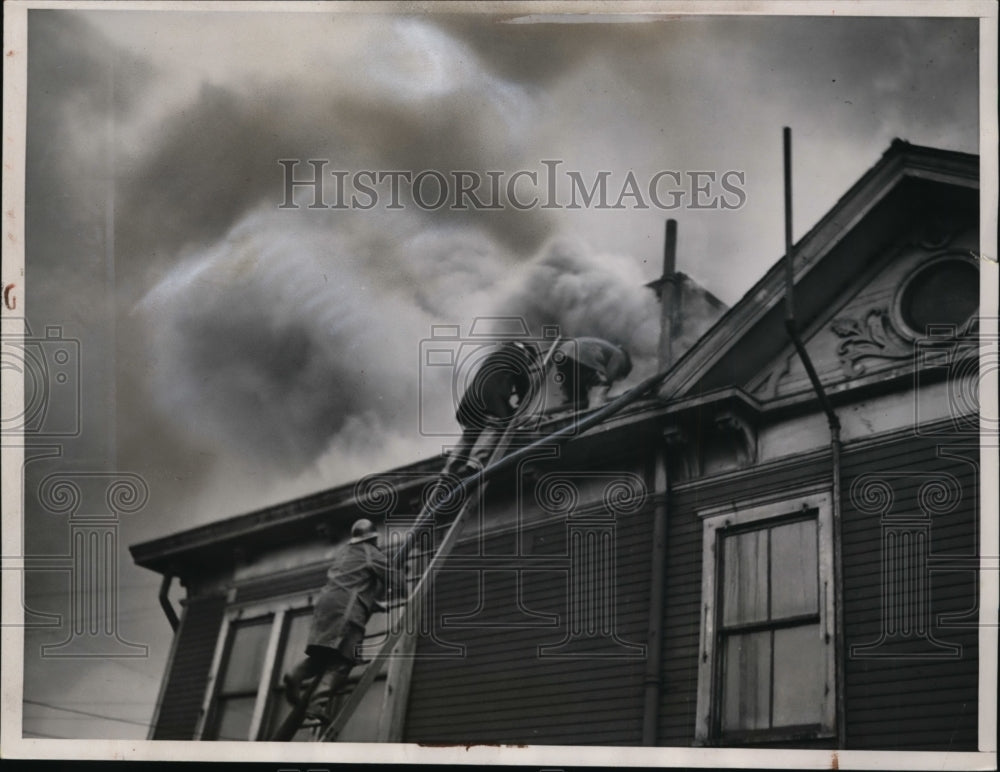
[772,624,825,727]
[261,611,313,741]
[213,696,257,741]
[722,631,771,732]
[221,617,273,693]
[278,611,313,677]
[770,519,818,619]
[722,530,768,626]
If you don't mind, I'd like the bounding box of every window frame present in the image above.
[695,487,836,745]
[194,592,399,742]
[204,611,279,741]
[195,593,308,741]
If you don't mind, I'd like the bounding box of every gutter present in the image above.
[783,127,847,749]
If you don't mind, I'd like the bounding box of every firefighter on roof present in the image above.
[442,340,543,479]
[554,337,633,410]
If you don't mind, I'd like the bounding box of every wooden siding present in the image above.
[153,435,978,749]
[840,439,978,751]
[657,456,832,746]
[655,432,978,749]
[151,593,227,740]
[404,507,656,746]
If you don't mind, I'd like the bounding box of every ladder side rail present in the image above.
[322,343,672,741]
[320,353,558,742]
[321,341,566,740]
[388,339,561,570]
[319,467,490,741]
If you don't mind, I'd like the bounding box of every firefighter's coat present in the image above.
[306,540,400,660]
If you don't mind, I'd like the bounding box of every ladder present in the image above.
[315,341,561,742]
[314,342,675,742]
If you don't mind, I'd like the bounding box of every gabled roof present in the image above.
[657,140,979,402]
[131,140,980,580]
[129,454,443,577]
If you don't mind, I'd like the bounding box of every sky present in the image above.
[14,6,980,741]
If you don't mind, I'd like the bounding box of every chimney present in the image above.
[645,219,681,371]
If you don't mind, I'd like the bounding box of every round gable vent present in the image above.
[895,253,978,338]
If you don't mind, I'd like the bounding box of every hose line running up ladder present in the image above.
[315,341,674,742]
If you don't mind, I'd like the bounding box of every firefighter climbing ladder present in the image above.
[312,340,677,742]
[273,340,561,742]
[314,340,561,741]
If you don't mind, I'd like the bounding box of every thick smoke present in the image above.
[136,210,669,514]
[22,10,981,739]
[492,238,662,383]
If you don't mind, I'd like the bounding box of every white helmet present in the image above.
[349,518,378,544]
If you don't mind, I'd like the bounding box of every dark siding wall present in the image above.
[149,567,328,740]
[657,456,831,746]
[841,439,978,750]
[404,505,656,746]
[655,433,979,749]
[151,593,227,740]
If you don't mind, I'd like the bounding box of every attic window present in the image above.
[897,254,978,337]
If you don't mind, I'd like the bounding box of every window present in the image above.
[695,490,835,744]
[259,608,314,742]
[207,615,274,741]
[198,599,393,742]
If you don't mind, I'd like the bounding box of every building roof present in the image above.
[657,139,978,401]
[130,139,980,580]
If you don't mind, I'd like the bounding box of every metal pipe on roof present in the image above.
[660,219,679,371]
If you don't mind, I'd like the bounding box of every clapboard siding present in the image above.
[147,434,977,748]
[655,432,978,749]
[841,437,978,751]
[657,455,832,745]
[406,429,979,749]
[151,593,226,740]
[404,505,656,746]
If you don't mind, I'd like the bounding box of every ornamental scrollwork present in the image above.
[830,307,912,377]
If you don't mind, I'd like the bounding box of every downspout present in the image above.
[641,219,678,745]
[158,573,180,632]
[642,449,669,745]
[782,127,846,748]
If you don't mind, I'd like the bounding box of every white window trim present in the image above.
[194,594,313,741]
[695,487,836,745]
[195,592,402,742]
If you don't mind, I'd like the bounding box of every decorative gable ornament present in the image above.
[830,308,912,377]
